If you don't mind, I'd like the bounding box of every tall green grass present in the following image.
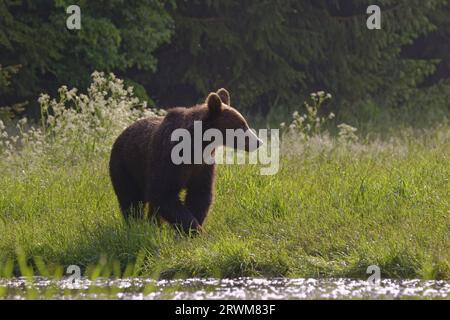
[0,127,448,280]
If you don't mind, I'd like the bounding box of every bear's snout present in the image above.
[245,129,263,152]
[257,138,263,148]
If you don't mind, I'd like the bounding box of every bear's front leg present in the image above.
[154,196,200,234]
[185,168,214,226]
[185,189,213,226]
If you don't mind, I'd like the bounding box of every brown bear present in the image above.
[109,89,262,233]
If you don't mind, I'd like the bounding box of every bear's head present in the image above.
[205,89,263,152]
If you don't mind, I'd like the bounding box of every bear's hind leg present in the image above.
[111,170,144,219]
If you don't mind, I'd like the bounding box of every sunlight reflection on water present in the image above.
[1,277,449,300]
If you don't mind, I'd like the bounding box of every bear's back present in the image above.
[113,116,163,156]
[110,116,164,189]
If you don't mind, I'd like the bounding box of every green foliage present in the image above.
[150,0,450,117]
[0,64,27,120]
[0,64,19,92]
[0,0,173,107]
[1,0,450,121]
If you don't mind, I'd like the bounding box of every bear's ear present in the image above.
[216,88,230,105]
[206,93,223,114]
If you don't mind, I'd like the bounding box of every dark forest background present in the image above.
[1,0,449,126]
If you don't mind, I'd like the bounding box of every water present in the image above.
[1,277,449,300]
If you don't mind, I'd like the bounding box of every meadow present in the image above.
[0,74,448,280]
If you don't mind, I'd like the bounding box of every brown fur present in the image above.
[109,89,256,233]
